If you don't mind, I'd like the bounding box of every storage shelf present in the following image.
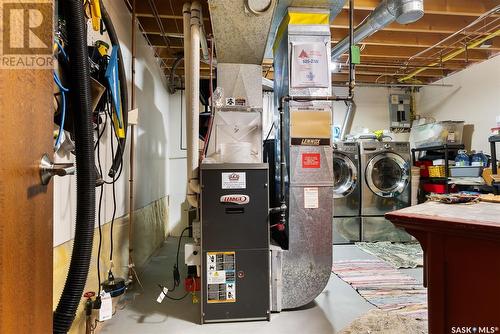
[412,143,465,152]
[488,135,500,143]
[412,144,465,196]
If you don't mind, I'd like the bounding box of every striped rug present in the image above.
[333,259,428,320]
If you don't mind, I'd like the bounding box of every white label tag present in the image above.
[207,271,226,284]
[304,187,319,209]
[447,132,456,142]
[156,287,168,304]
[222,172,246,189]
[99,291,113,321]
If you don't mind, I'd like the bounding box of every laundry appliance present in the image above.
[332,141,361,244]
[359,141,412,242]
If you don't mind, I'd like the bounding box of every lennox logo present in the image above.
[301,138,321,146]
[228,173,240,181]
[220,195,249,205]
[1,1,53,68]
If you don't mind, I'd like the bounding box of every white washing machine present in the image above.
[333,141,361,244]
[360,141,412,242]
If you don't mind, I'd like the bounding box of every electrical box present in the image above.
[200,163,270,323]
[389,94,411,130]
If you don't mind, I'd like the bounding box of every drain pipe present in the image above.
[331,0,424,60]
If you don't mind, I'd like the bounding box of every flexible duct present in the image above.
[331,0,424,60]
[53,1,96,332]
[100,0,128,178]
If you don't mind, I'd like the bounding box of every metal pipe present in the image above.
[348,0,355,98]
[405,4,500,65]
[128,0,137,280]
[331,0,424,60]
[355,82,454,88]
[400,28,500,82]
[340,100,356,140]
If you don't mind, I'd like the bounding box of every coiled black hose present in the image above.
[53,1,96,333]
[100,0,128,178]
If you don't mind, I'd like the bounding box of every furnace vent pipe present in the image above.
[331,0,424,60]
[185,1,202,208]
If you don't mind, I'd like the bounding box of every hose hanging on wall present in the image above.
[53,0,96,333]
[100,0,128,178]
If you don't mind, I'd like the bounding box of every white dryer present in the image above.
[359,141,412,242]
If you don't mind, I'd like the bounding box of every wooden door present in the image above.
[0,1,54,332]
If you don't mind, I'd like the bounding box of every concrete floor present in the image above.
[101,239,424,334]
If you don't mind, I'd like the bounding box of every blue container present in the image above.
[471,151,488,167]
[455,150,470,167]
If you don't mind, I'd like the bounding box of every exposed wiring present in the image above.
[95,110,108,294]
[53,72,69,150]
[159,226,192,296]
[109,112,117,264]
[55,38,68,60]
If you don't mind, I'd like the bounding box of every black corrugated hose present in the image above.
[100,0,128,178]
[53,1,96,333]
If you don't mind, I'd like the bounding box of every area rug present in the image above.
[355,241,423,269]
[333,259,428,320]
[338,309,427,334]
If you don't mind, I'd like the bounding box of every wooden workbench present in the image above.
[386,201,500,334]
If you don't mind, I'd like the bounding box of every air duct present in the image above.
[331,0,424,60]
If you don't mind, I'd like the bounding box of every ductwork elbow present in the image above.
[331,0,424,60]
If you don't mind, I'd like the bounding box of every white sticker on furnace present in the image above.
[291,43,329,88]
[304,187,319,209]
[207,271,226,284]
[222,172,246,189]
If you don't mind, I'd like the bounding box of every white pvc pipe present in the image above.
[183,3,198,208]
[189,1,201,196]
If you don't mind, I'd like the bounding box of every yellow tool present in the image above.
[89,0,102,31]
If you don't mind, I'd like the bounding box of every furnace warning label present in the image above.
[207,252,236,303]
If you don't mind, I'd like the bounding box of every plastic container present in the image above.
[449,166,484,177]
[471,151,488,167]
[455,150,470,167]
[428,165,446,178]
[412,121,465,148]
[422,183,447,194]
[415,160,433,177]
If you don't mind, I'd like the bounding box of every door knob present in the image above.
[39,154,75,185]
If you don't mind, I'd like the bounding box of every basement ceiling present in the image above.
[124,0,500,85]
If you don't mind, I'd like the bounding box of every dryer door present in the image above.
[365,152,409,198]
[333,153,358,199]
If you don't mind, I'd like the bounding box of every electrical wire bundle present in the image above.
[158,226,193,301]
